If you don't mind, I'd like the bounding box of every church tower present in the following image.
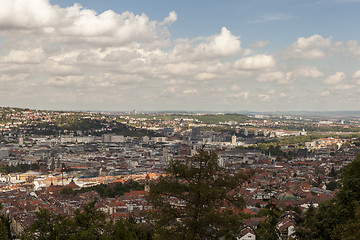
[144,174,150,192]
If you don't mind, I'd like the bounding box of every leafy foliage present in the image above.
[255,202,281,240]
[0,204,11,240]
[75,181,144,198]
[22,201,151,240]
[148,150,252,239]
[23,208,71,240]
[0,164,40,174]
[296,155,360,240]
[325,181,339,191]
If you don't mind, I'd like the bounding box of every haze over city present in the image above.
[1,0,360,112]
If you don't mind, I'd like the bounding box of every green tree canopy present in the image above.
[296,155,360,240]
[148,150,252,240]
[22,201,151,240]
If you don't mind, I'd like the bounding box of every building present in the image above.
[0,147,9,159]
[237,227,256,240]
[232,135,237,146]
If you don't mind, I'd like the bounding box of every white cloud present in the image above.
[267,89,276,94]
[250,40,270,48]
[0,73,29,83]
[283,34,332,59]
[293,35,331,49]
[352,69,360,78]
[0,0,359,111]
[1,48,45,64]
[279,92,287,97]
[250,14,296,24]
[183,88,198,94]
[321,90,330,96]
[324,72,345,85]
[257,71,292,84]
[293,66,324,78]
[347,40,360,55]
[231,85,242,91]
[280,72,293,84]
[242,49,254,56]
[193,27,241,58]
[195,72,216,80]
[0,0,59,29]
[163,86,176,94]
[230,92,250,99]
[209,87,225,93]
[161,11,177,25]
[46,75,84,87]
[169,27,241,62]
[321,83,356,98]
[234,55,275,70]
[258,94,270,102]
[329,84,355,90]
[165,62,198,75]
[0,0,173,47]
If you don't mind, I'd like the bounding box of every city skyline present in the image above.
[1,0,360,112]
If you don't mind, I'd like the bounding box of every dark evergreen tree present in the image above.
[0,217,8,240]
[148,150,252,239]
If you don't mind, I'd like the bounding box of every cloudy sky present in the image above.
[1,0,360,112]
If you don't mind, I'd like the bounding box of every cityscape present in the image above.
[1,107,360,239]
[1,0,360,239]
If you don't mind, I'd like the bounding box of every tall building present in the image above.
[231,135,237,146]
[18,135,24,146]
[191,127,201,140]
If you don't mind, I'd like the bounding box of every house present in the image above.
[276,211,299,240]
[276,218,296,240]
[237,227,256,240]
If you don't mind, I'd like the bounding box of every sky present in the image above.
[1,0,360,112]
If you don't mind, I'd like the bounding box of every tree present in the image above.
[108,217,152,240]
[22,208,72,240]
[332,201,360,240]
[0,221,7,240]
[0,205,7,240]
[148,150,252,239]
[254,217,278,240]
[296,155,360,240]
[23,201,150,240]
[70,200,108,240]
[325,181,338,191]
[329,166,337,178]
[0,203,11,240]
[255,202,281,240]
